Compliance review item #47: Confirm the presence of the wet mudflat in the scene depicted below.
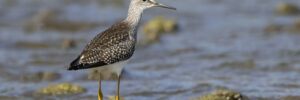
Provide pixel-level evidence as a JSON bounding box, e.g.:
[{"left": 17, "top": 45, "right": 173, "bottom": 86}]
[{"left": 0, "top": 0, "right": 300, "bottom": 100}]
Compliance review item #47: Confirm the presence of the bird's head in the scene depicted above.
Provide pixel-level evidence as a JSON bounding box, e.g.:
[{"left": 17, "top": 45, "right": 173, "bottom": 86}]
[{"left": 131, "top": 0, "right": 176, "bottom": 10}]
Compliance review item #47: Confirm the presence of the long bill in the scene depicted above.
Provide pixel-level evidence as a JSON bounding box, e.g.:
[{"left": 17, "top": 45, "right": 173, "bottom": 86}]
[{"left": 150, "top": 1, "right": 176, "bottom": 10}]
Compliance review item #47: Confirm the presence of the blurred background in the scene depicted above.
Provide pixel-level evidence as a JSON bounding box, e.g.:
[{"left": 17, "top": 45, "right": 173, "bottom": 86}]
[{"left": 1, "top": 0, "right": 300, "bottom": 100}]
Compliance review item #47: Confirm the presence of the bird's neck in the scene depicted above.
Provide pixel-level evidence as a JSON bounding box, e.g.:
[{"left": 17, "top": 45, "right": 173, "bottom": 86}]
[{"left": 124, "top": 5, "right": 144, "bottom": 28}]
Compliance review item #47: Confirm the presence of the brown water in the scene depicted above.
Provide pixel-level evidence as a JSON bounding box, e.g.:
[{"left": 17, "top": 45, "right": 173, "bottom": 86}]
[{"left": 1, "top": 0, "right": 300, "bottom": 100}]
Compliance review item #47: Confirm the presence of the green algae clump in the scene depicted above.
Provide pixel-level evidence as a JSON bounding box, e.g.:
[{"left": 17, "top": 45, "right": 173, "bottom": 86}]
[
  {"left": 36, "top": 83, "right": 86, "bottom": 95},
  {"left": 142, "top": 17, "right": 178, "bottom": 43},
  {"left": 190, "top": 90, "right": 248, "bottom": 100},
  {"left": 276, "top": 3, "right": 299, "bottom": 15}
]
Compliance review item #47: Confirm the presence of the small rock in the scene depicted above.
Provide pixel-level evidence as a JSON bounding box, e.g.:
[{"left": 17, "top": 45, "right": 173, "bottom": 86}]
[
  {"left": 61, "top": 39, "right": 76, "bottom": 49},
  {"left": 27, "top": 60, "right": 60, "bottom": 66},
  {"left": 23, "top": 10, "right": 57, "bottom": 32},
  {"left": 276, "top": 2, "right": 299, "bottom": 15},
  {"left": 171, "top": 48, "right": 197, "bottom": 55},
  {"left": 141, "top": 17, "right": 178, "bottom": 43},
  {"left": 219, "top": 59, "right": 256, "bottom": 69},
  {"left": 108, "top": 96, "right": 126, "bottom": 100},
  {"left": 88, "top": 69, "right": 101, "bottom": 81},
  {"left": 264, "top": 19, "right": 300, "bottom": 34},
  {"left": 23, "top": 9, "right": 102, "bottom": 32},
  {"left": 293, "top": 18, "right": 300, "bottom": 32},
  {"left": 14, "top": 42, "right": 51, "bottom": 49},
  {"left": 190, "top": 90, "right": 249, "bottom": 100},
  {"left": 36, "top": 83, "right": 86, "bottom": 95},
  {"left": 22, "top": 72, "right": 60, "bottom": 82},
  {"left": 88, "top": 69, "right": 119, "bottom": 81},
  {"left": 42, "top": 72, "right": 61, "bottom": 81},
  {"left": 253, "top": 97, "right": 272, "bottom": 100},
  {"left": 97, "top": 0, "right": 126, "bottom": 7},
  {"left": 264, "top": 24, "right": 283, "bottom": 33},
  {"left": 0, "top": 96, "right": 18, "bottom": 100},
  {"left": 43, "top": 20, "right": 100, "bottom": 32},
  {"left": 280, "top": 96, "right": 300, "bottom": 100}
]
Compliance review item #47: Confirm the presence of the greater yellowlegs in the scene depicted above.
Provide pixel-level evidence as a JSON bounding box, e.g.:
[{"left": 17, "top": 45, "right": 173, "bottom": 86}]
[{"left": 68, "top": 0, "right": 175, "bottom": 100}]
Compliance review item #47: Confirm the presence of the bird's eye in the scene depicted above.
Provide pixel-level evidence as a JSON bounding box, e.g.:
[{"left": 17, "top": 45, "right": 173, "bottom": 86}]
[{"left": 142, "top": 0, "right": 147, "bottom": 2}]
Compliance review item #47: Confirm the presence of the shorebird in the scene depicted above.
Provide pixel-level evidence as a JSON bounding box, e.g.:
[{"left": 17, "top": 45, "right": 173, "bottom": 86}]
[{"left": 68, "top": 0, "right": 175, "bottom": 100}]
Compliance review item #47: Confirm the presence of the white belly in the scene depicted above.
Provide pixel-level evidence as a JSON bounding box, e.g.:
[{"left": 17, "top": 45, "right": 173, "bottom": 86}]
[{"left": 93, "top": 61, "right": 127, "bottom": 76}]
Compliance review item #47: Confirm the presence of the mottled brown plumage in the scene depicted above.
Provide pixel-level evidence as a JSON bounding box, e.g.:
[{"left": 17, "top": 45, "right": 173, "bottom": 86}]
[
  {"left": 68, "top": 0, "right": 175, "bottom": 71},
  {"left": 67, "top": 1, "right": 175, "bottom": 100},
  {"left": 68, "top": 22, "right": 136, "bottom": 70}
]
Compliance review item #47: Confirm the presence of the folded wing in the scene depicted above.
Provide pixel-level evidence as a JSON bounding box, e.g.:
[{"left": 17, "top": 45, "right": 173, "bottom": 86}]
[{"left": 68, "top": 22, "right": 135, "bottom": 70}]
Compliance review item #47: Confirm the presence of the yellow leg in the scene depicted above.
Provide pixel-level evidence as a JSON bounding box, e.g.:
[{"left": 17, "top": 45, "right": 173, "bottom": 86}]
[
  {"left": 98, "top": 74, "right": 103, "bottom": 100},
  {"left": 116, "top": 75, "right": 121, "bottom": 100}
]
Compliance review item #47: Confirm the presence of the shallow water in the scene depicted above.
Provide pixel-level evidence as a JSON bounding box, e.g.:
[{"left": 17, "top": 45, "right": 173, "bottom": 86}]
[{"left": 1, "top": 0, "right": 300, "bottom": 100}]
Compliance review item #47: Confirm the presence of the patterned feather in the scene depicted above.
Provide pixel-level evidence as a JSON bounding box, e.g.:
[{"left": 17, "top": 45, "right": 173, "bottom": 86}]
[{"left": 68, "top": 22, "right": 136, "bottom": 70}]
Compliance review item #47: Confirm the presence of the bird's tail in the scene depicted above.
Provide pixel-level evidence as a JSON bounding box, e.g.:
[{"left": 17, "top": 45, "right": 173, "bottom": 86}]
[{"left": 68, "top": 56, "right": 82, "bottom": 70}]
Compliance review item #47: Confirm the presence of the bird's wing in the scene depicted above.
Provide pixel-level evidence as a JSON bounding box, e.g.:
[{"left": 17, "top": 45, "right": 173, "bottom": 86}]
[{"left": 68, "top": 22, "right": 135, "bottom": 70}]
